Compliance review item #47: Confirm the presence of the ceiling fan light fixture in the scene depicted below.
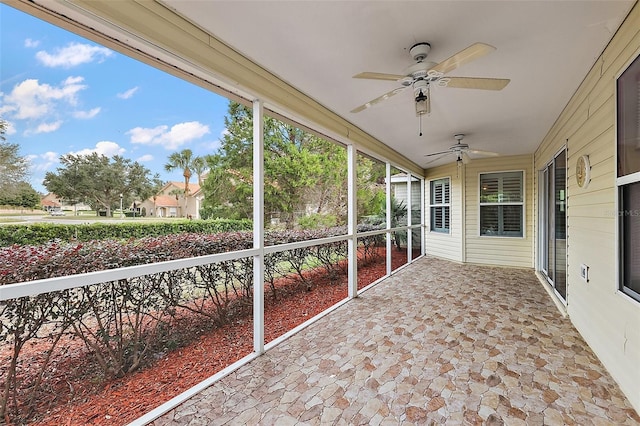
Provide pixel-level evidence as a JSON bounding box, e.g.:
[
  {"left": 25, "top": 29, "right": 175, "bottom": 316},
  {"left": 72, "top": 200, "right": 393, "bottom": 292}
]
[{"left": 415, "top": 87, "right": 430, "bottom": 116}]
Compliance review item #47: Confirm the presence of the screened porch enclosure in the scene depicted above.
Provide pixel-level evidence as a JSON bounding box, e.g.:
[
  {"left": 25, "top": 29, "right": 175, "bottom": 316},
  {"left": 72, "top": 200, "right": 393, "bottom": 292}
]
[{"left": 2, "top": 0, "right": 640, "bottom": 423}]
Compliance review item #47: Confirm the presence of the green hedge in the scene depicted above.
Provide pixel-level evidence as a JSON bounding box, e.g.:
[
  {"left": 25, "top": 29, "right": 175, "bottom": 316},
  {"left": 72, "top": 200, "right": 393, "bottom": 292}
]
[{"left": 0, "top": 218, "right": 252, "bottom": 247}]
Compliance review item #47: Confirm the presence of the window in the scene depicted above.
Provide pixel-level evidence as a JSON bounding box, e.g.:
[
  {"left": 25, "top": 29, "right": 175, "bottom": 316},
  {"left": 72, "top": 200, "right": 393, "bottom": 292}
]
[
  {"left": 617, "top": 53, "right": 640, "bottom": 302},
  {"left": 479, "top": 171, "right": 524, "bottom": 237},
  {"left": 430, "top": 178, "right": 450, "bottom": 233}
]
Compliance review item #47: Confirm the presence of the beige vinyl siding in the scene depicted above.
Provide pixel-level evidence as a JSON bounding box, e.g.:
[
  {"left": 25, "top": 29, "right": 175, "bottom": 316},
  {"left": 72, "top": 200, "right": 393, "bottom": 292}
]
[
  {"left": 392, "top": 183, "right": 408, "bottom": 202},
  {"left": 533, "top": 2, "right": 640, "bottom": 412},
  {"left": 425, "top": 164, "right": 462, "bottom": 262},
  {"left": 391, "top": 180, "right": 421, "bottom": 210},
  {"left": 465, "top": 155, "right": 534, "bottom": 268}
]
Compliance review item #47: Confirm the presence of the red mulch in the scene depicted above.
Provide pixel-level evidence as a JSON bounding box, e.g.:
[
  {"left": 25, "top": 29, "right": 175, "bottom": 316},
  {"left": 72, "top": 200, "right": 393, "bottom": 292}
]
[{"left": 6, "top": 248, "right": 411, "bottom": 426}]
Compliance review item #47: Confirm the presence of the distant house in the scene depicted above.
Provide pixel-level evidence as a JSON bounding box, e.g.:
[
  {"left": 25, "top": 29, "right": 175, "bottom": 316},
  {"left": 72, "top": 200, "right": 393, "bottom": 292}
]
[
  {"left": 40, "top": 194, "right": 62, "bottom": 212},
  {"left": 388, "top": 173, "right": 421, "bottom": 214},
  {"left": 40, "top": 193, "right": 92, "bottom": 213},
  {"left": 388, "top": 173, "right": 422, "bottom": 249},
  {"left": 139, "top": 181, "right": 202, "bottom": 218}
]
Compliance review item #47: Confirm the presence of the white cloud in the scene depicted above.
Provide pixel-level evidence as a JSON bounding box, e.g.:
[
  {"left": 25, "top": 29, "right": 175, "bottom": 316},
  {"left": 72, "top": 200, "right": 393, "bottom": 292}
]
[
  {"left": 136, "top": 154, "right": 154, "bottom": 162},
  {"left": 33, "top": 121, "right": 63, "bottom": 134},
  {"left": 41, "top": 151, "right": 59, "bottom": 162},
  {"left": 29, "top": 151, "right": 60, "bottom": 172},
  {"left": 117, "top": 87, "right": 139, "bottom": 99},
  {"left": 73, "top": 107, "right": 101, "bottom": 119},
  {"left": 127, "top": 121, "right": 210, "bottom": 150},
  {"left": 70, "top": 141, "right": 125, "bottom": 157},
  {"left": 127, "top": 125, "right": 168, "bottom": 144},
  {"left": 35, "top": 42, "right": 113, "bottom": 68},
  {"left": 1, "top": 77, "right": 87, "bottom": 120},
  {"left": 24, "top": 38, "right": 40, "bottom": 48}
]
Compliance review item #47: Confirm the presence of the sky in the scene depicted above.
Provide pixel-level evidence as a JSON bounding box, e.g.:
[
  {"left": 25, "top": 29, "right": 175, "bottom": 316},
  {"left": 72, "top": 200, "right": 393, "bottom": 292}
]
[{"left": 0, "top": 4, "right": 230, "bottom": 193}]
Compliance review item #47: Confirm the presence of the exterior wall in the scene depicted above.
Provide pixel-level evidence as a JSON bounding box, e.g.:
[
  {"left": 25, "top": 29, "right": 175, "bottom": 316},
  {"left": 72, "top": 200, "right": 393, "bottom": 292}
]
[
  {"left": 425, "top": 163, "right": 463, "bottom": 262},
  {"left": 141, "top": 182, "right": 201, "bottom": 218},
  {"left": 391, "top": 179, "right": 421, "bottom": 212},
  {"left": 464, "top": 154, "right": 534, "bottom": 268},
  {"left": 533, "top": 2, "right": 640, "bottom": 412}
]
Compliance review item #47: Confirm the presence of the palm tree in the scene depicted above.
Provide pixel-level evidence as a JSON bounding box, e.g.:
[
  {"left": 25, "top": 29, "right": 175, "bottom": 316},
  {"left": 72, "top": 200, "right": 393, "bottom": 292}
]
[
  {"left": 390, "top": 197, "right": 407, "bottom": 251},
  {"left": 192, "top": 156, "right": 208, "bottom": 185},
  {"left": 165, "top": 149, "right": 195, "bottom": 217}
]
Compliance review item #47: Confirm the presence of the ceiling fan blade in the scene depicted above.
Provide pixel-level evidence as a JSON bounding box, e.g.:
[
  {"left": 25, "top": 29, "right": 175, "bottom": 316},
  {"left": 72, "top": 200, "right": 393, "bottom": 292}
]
[
  {"left": 350, "top": 86, "right": 407, "bottom": 113},
  {"left": 424, "top": 152, "right": 451, "bottom": 165},
  {"left": 467, "top": 149, "right": 500, "bottom": 157},
  {"left": 424, "top": 150, "right": 452, "bottom": 157},
  {"left": 353, "top": 71, "right": 406, "bottom": 81},
  {"left": 430, "top": 42, "right": 496, "bottom": 75},
  {"left": 443, "top": 77, "right": 510, "bottom": 90}
]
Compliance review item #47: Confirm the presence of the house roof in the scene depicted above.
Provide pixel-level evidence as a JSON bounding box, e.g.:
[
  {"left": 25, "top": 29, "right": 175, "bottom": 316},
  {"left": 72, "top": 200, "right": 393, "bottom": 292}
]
[
  {"left": 40, "top": 199, "right": 61, "bottom": 207},
  {"left": 152, "top": 195, "right": 180, "bottom": 207},
  {"left": 164, "top": 181, "right": 201, "bottom": 194}
]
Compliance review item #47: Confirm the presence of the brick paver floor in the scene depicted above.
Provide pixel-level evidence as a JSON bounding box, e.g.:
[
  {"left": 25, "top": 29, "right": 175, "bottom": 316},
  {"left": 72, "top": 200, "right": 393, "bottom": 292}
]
[{"left": 151, "top": 256, "right": 640, "bottom": 425}]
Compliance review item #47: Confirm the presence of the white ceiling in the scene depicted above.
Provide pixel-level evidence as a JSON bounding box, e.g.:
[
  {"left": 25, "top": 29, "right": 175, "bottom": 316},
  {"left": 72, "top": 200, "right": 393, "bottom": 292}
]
[{"left": 162, "top": 1, "right": 633, "bottom": 169}]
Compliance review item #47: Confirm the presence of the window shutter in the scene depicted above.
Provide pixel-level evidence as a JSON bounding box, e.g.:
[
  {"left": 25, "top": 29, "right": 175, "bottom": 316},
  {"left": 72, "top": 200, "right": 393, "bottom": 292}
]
[
  {"left": 502, "top": 173, "right": 523, "bottom": 202},
  {"left": 480, "top": 205, "right": 498, "bottom": 234},
  {"left": 433, "top": 183, "right": 443, "bottom": 204},
  {"left": 430, "top": 178, "right": 450, "bottom": 233},
  {"left": 503, "top": 205, "right": 522, "bottom": 232},
  {"left": 444, "top": 206, "right": 450, "bottom": 229},
  {"left": 480, "top": 172, "right": 523, "bottom": 237},
  {"left": 480, "top": 175, "right": 499, "bottom": 203}
]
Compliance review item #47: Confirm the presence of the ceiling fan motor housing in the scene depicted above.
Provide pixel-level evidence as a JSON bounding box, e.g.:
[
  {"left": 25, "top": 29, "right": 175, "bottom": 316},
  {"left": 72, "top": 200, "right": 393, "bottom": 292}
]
[{"left": 410, "top": 42, "right": 431, "bottom": 62}]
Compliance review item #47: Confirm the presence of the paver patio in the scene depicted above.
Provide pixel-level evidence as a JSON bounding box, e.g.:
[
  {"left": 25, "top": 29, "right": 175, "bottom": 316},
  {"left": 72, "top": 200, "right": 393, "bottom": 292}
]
[{"left": 151, "top": 256, "right": 640, "bottom": 425}]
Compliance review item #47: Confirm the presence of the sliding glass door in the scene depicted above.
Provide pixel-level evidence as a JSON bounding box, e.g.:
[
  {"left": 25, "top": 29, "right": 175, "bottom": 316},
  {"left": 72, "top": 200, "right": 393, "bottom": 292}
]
[{"left": 540, "top": 148, "right": 567, "bottom": 301}]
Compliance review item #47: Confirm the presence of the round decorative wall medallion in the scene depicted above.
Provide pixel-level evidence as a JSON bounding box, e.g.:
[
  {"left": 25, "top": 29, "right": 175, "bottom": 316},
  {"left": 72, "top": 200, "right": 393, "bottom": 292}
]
[{"left": 576, "top": 155, "right": 590, "bottom": 188}]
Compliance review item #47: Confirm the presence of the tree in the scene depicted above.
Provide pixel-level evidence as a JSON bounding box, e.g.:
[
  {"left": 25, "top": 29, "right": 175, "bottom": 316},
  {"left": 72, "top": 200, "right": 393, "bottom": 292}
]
[
  {"left": 202, "top": 101, "right": 348, "bottom": 227},
  {"left": 0, "top": 118, "right": 34, "bottom": 206},
  {"left": 390, "top": 197, "right": 408, "bottom": 250},
  {"left": 356, "top": 155, "right": 386, "bottom": 222},
  {"left": 0, "top": 129, "right": 30, "bottom": 196},
  {"left": 202, "top": 102, "right": 253, "bottom": 220},
  {"left": 191, "top": 156, "right": 208, "bottom": 185},
  {"left": 164, "top": 149, "right": 200, "bottom": 217},
  {"left": 44, "top": 153, "right": 162, "bottom": 217},
  {"left": 0, "top": 182, "right": 40, "bottom": 208},
  {"left": 0, "top": 118, "right": 6, "bottom": 140}
]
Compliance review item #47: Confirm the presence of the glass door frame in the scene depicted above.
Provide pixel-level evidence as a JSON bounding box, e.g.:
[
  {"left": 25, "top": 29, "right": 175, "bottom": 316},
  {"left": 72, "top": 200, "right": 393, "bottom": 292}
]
[{"left": 538, "top": 147, "right": 567, "bottom": 303}]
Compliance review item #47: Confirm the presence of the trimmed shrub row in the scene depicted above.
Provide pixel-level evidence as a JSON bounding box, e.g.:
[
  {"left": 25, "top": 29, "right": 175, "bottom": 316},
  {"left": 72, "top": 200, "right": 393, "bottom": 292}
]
[
  {"left": 0, "top": 225, "right": 384, "bottom": 422},
  {"left": 0, "top": 218, "right": 252, "bottom": 247}
]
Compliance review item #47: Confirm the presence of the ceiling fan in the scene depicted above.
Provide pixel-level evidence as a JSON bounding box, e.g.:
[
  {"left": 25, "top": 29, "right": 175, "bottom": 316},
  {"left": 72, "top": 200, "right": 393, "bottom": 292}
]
[
  {"left": 350, "top": 42, "right": 510, "bottom": 134},
  {"left": 424, "top": 134, "right": 499, "bottom": 165}
]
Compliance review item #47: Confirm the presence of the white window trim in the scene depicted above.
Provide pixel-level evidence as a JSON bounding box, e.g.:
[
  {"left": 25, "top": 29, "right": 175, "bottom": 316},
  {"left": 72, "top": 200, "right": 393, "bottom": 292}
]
[
  {"left": 477, "top": 169, "right": 526, "bottom": 238},
  {"left": 429, "top": 176, "right": 451, "bottom": 234}
]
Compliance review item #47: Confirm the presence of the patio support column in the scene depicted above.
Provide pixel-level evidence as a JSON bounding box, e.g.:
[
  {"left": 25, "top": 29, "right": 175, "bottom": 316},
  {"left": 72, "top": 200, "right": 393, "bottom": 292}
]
[
  {"left": 347, "top": 144, "right": 358, "bottom": 299},
  {"left": 252, "top": 98, "right": 265, "bottom": 355},
  {"left": 460, "top": 163, "right": 466, "bottom": 263},
  {"left": 406, "top": 172, "right": 412, "bottom": 264},
  {"left": 386, "top": 162, "right": 392, "bottom": 275}
]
